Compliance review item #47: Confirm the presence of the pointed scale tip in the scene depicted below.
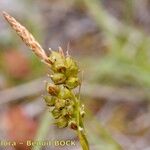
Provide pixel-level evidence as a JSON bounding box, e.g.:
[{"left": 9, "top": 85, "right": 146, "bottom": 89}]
[
  {"left": 49, "top": 48, "right": 53, "bottom": 52},
  {"left": 2, "top": 11, "right": 9, "bottom": 18},
  {"left": 58, "top": 46, "right": 65, "bottom": 57},
  {"left": 2, "top": 11, "right": 7, "bottom": 15}
]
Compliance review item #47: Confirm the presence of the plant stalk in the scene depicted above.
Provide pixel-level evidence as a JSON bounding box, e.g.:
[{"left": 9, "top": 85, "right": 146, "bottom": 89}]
[{"left": 71, "top": 91, "right": 90, "bottom": 150}]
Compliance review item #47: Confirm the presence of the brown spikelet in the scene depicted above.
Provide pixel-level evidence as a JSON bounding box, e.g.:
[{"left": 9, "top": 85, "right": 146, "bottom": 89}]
[{"left": 2, "top": 11, "right": 51, "bottom": 64}]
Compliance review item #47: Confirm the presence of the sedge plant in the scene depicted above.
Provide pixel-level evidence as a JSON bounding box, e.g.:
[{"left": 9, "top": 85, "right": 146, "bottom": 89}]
[{"left": 3, "top": 11, "right": 89, "bottom": 150}]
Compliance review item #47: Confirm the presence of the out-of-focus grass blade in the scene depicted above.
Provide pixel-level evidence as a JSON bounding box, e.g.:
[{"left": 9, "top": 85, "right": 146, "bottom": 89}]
[
  {"left": 32, "top": 109, "right": 52, "bottom": 150},
  {"left": 86, "top": 110, "right": 122, "bottom": 150}
]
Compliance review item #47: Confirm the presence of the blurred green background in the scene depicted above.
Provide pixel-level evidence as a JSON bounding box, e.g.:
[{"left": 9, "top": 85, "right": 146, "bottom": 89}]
[{"left": 0, "top": 0, "right": 150, "bottom": 150}]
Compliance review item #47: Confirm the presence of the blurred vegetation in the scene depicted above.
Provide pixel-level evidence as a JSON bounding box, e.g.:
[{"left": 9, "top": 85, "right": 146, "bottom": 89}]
[
  {"left": 82, "top": 0, "right": 150, "bottom": 89},
  {"left": 1, "top": 0, "right": 150, "bottom": 150}
]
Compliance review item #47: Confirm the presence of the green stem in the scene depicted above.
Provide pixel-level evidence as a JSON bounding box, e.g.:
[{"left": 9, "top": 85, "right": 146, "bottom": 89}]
[
  {"left": 77, "top": 108, "right": 89, "bottom": 150},
  {"left": 71, "top": 91, "right": 90, "bottom": 150}
]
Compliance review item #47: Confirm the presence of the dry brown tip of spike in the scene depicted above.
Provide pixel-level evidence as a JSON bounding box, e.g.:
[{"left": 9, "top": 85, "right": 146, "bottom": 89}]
[{"left": 2, "top": 11, "right": 52, "bottom": 64}]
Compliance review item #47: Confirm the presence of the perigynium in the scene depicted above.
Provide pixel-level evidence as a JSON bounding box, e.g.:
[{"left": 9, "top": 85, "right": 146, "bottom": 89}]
[{"left": 3, "top": 11, "right": 89, "bottom": 150}]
